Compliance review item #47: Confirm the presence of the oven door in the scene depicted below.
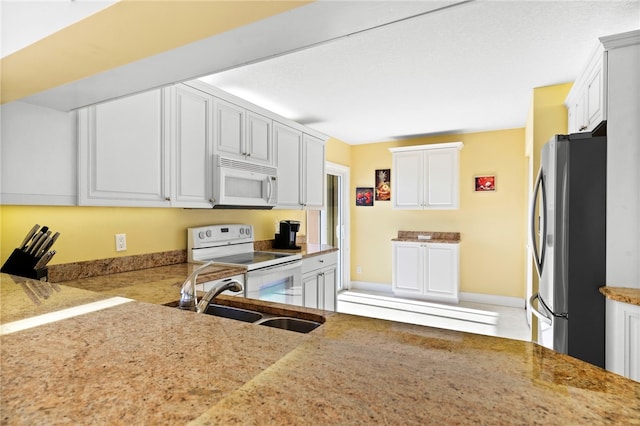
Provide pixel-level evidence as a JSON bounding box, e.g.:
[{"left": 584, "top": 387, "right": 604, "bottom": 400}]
[{"left": 245, "top": 260, "right": 302, "bottom": 306}]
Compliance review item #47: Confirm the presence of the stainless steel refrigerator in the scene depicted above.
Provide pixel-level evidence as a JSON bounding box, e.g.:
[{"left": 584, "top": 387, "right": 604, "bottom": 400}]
[{"left": 529, "top": 132, "right": 606, "bottom": 368}]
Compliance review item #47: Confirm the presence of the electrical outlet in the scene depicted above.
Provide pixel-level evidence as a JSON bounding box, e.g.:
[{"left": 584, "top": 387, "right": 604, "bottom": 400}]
[
  {"left": 115, "top": 234, "right": 127, "bottom": 252},
  {"left": 356, "top": 266, "right": 362, "bottom": 274}
]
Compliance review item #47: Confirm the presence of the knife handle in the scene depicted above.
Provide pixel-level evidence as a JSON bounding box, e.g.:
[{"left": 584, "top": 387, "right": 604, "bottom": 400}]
[{"left": 19, "top": 224, "right": 40, "bottom": 250}]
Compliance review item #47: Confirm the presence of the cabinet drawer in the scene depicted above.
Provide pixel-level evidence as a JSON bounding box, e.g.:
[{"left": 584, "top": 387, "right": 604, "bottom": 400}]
[{"left": 302, "top": 251, "right": 337, "bottom": 275}]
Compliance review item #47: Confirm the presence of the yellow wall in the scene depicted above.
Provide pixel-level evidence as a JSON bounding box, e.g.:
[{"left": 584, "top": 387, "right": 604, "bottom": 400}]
[
  {"left": 326, "top": 137, "right": 352, "bottom": 166},
  {"left": 0, "top": 206, "right": 305, "bottom": 265},
  {"left": 350, "top": 128, "right": 527, "bottom": 298}
]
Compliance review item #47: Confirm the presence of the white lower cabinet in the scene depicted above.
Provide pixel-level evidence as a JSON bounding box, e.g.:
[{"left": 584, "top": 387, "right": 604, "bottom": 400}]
[
  {"left": 392, "top": 241, "right": 460, "bottom": 303},
  {"left": 606, "top": 298, "right": 640, "bottom": 382},
  {"left": 302, "top": 251, "right": 337, "bottom": 311}
]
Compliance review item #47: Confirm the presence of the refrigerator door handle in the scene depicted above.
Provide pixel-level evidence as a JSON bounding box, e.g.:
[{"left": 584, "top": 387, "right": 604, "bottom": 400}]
[
  {"left": 529, "top": 293, "right": 553, "bottom": 326},
  {"left": 529, "top": 166, "right": 547, "bottom": 277}
]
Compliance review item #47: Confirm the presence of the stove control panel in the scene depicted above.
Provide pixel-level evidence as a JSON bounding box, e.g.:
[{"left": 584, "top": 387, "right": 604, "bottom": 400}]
[{"left": 188, "top": 224, "right": 253, "bottom": 249}]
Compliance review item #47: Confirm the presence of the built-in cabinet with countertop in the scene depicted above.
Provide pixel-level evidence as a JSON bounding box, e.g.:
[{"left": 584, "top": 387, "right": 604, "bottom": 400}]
[
  {"left": 389, "top": 142, "right": 463, "bottom": 210},
  {"left": 302, "top": 251, "right": 337, "bottom": 311},
  {"left": 392, "top": 231, "right": 461, "bottom": 304},
  {"left": 4, "top": 79, "right": 327, "bottom": 209}
]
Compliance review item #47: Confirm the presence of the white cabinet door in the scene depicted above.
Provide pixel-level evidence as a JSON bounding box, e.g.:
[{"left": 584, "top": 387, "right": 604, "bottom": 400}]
[
  {"left": 392, "top": 241, "right": 460, "bottom": 303},
  {"left": 170, "top": 85, "right": 213, "bottom": 208},
  {"left": 321, "top": 267, "right": 337, "bottom": 311},
  {"left": 392, "top": 151, "right": 423, "bottom": 209},
  {"left": 245, "top": 111, "right": 272, "bottom": 165},
  {"left": 78, "top": 89, "right": 170, "bottom": 207},
  {"left": 302, "top": 134, "right": 325, "bottom": 209},
  {"left": 392, "top": 242, "right": 423, "bottom": 296},
  {"left": 424, "top": 243, "right": 460, "bottom": 303},
  {"left": 214, "top": 98, "right": 244, "bottom": 158},
  {"left": 425, "top": 149, "right": 458, "bottom": 208},
  {"left": 274, "top": 122, "right": 302, "bottom": 209},
  {"left": 302, "top": 273, "right": 319, "bottom": 309}
]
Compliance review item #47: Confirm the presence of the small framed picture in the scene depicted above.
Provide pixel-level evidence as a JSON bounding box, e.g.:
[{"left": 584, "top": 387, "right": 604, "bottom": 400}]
[
  {"left": 475, "top": 175, "right": 496, "bottom": 192},
  {"left": 375, "top": 169, "right": 391, "bottom": 201},
  {"left": 356, "top": 187, "right": 374, "bottom": 206}
]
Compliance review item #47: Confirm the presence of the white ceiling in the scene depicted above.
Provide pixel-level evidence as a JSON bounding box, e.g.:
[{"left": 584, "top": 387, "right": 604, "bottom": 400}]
[
  {"left": 2, "top": 1, "right": 639, "bottom": 145},
  {"left": 200, "top": 0, "right": 640, "bottom": 144}
]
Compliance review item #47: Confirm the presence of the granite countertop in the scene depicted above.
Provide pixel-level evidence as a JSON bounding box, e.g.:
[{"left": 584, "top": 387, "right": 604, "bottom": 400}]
[
  {"left": 392, "top": 230, "right": 461, "bottom": 244},
  {"left": 2, "top": 270, "right": 639, "bottom": 424},
  {"left": 600, "top": 286, "right": 640, "bottom": 306}
]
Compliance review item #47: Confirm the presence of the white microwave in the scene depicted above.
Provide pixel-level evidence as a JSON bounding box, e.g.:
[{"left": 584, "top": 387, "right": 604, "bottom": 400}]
[{"left": 212, "top": 156, "right": 277, "bottom": 209}]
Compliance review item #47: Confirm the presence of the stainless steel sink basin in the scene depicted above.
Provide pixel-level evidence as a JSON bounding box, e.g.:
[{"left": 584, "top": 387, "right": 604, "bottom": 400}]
[
  {"left": 203, "top": 304, "right": 263, "bottom": 323},
  {"left": 255, "top": 317, "right": 322, "bottom": 333}
]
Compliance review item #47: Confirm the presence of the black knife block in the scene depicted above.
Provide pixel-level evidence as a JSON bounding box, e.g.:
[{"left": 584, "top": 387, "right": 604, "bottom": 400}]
[{"left": 1, "top": 249, "right": 48, "bottom": 281}]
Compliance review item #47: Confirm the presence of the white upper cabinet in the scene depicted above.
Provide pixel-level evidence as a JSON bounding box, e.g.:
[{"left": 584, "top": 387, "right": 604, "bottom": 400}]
[
  {"left": 566, "top": 44, "right": 607, "bottom": 134},
  {"left": 169, "top": 84, "right": 214, "bottom": 208},
  {"left": 78, "top": 88, "right": 170, "bottom": 207},
  {"left": 390, "top": 142, "right": 463, "bottom": 210},
  {"left": 1, "top": 101, "right": 77, "bottom": 206},
  {"left": 274, "top": 123, "right": 326, "bottom": 210},
  {"left": 214, "top": 98, "right": 273, "bottom": 165}
]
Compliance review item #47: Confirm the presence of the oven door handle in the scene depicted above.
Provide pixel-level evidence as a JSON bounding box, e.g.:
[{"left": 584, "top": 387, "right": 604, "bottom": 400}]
[{"left": 249, "top": 260, "right": 302, "bottom": 274}]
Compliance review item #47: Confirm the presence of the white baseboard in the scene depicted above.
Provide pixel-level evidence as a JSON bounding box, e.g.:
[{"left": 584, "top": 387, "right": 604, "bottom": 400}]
[
  {"left": 348, "top": 281, "right": 393, "bottom": 295},
  {"left": 347, "top": 281, "right": 525, "bottom": 309},
  {"left": 459, "top": 292, "right": 525, "bottom": 309}
]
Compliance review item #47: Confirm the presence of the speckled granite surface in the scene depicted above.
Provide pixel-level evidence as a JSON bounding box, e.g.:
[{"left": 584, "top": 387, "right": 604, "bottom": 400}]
[
  {"left": 600, "top": 286, "right": 640, "bottom": 306},
  {"left": 392, "top": 230, "right": 461, "bottom": 243},
  {"left": 2, "top": 264, "right": 640, "bottom": 424}
]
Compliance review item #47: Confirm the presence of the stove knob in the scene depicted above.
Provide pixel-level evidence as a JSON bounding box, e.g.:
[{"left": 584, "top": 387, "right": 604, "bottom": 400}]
[
  {"left": 245, "top": 227, "right": 251, "bottom": 236},
  {"left": 206, "top": 230, "right": 212, "bottom": 238},
  {"left": 239, "top": 228, "right": 244, "bottom": 235},
  {"left": 198, "top": 231, "right": 205, "bottom": 239}
]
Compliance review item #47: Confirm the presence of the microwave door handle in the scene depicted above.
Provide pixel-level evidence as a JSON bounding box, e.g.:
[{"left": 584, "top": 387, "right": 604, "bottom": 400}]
[
  {"left": 267, "top": 176, "right": 274, "bottom": 204},
  {"left": 529, "top": 293, "right": 553, "bottom": 326},
  {"left": 529, "top": 167, "right": 547, "bottom": 277}
]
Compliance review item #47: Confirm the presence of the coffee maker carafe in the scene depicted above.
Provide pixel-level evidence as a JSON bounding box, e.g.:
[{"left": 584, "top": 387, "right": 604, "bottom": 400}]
[{"left": 274, "top": 220, "right": 301, "bottom": 249}]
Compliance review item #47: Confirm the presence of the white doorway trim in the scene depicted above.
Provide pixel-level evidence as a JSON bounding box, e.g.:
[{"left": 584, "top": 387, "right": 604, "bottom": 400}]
[{"left": 326, "top": 161, "right": 351, "bottom": 291}]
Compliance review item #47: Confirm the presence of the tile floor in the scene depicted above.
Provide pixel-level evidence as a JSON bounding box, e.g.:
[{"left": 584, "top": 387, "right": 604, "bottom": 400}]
[{"left": 337, "top": 290, "right": 531, "bottom": 341}]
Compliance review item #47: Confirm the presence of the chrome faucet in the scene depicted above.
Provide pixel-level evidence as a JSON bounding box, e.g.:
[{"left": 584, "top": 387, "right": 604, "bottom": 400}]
[{"left": 178, "top": 261, "right": 244, "bottom": 313}]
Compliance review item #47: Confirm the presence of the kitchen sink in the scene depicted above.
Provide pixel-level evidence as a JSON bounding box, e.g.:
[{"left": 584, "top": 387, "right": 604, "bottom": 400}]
[
  {"left": 203, "top": 304, "right": 263, "bottom": 323},
  {"left": 255, "top": 317, "right": 322, "bottom": 333},
  {"left": 165, "top": 299, "right": 323, "bottom": 333}
]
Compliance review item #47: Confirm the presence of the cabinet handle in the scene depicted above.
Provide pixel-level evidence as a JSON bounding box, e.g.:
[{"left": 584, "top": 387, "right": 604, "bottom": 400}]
[
  {"left": 319, "top": 259, "right": 324, "bottom": 263},
  {"left": 165, "top": 197, "right": 171, "bottom": 201},
  {"left": 579, "top": 125, "right": 588, "bottom": 131}
]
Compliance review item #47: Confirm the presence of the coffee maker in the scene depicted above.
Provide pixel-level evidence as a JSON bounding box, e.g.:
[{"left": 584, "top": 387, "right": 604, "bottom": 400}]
[{"left": 273, "top": 220, "right": 301, "bottom": 249}]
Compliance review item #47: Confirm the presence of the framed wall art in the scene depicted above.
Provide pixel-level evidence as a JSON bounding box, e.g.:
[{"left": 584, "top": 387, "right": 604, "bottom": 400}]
[
  {"left": 355, "top": 187, "right": 374, "bottom": 206},
  {"left": 475, "top": 175, "right": 496, "bottom": 192},
  {"left": 375, "top": 169, "right": 391, "bottom": 201}
]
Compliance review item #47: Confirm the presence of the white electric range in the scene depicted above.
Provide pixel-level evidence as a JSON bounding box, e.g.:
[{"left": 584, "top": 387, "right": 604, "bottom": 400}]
[{"left": 187, "top": 224, "right": 303, "bottom": 305}]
